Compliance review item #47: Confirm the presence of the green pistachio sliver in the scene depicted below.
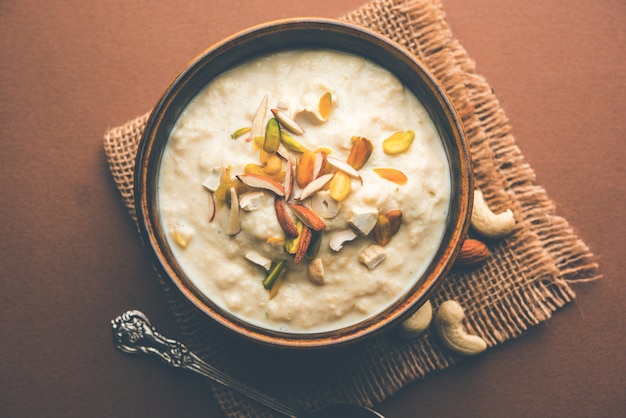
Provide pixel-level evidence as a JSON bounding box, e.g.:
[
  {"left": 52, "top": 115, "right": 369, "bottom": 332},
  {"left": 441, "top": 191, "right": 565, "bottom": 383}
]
[
  {"left": 280, "top": 131, "right": 308, "bottom": 153},
  {"left": 230, "top": 126, "right": 251, "bottom": 139},
  {"left": 263, "top": 259, "right": 287, "bottom": 290},
  {"left": 263, "top": 118, "right": 281, "bottom": 154},
  {"left": 284, "top": 219, "right": 304, "bottom": 254}
]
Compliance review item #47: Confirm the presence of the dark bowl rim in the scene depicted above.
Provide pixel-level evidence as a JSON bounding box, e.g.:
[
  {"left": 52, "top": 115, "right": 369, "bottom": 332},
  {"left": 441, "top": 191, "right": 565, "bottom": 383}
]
[{"left": 134, "top": 17, "right": 473, "bottom": 349}]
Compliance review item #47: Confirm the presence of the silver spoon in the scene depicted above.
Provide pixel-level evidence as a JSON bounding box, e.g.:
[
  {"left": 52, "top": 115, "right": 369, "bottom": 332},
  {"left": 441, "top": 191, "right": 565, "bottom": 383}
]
[{"left": 111, "top": 310, "right": 385, "bottom": 418}]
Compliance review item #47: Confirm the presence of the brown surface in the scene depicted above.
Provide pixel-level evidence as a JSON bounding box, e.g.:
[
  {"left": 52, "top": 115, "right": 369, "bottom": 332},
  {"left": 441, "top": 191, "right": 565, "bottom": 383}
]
[{"left": 1, "top": 0, "right": 624, "bottom": 417}]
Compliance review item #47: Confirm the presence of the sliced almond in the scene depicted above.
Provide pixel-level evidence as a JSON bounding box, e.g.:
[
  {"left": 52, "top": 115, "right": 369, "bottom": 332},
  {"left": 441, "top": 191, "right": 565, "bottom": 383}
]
[
  {"left": 239, "top": 191, "right": 264, "bottom": 211},
  {"left": 271, "top": 108, "right": 305, "bottom": 135},
  {"left": 373, "top": 168, "right": 408, "bottom": 185},
  {"left": 382, "top": 130, "right": 415, "bottom": 155},
  {"left": 312, "top": 150, "right": 328, "bottom": 179},
  {"left": 299, "top": 173, "right": 334, "bottom": 201},
  {"left": 236, "top": 173, "right": 285, "bottom": 196},
  {"left": 288, "top": 204, "right": 326, "bottom": 231},
  {"left": 283, "top": 152, "right": 296, "bottom": 201},
  {"left": 250, "top": 95, "right": 269, "bottom": 144},
  {"left": 245, "top": 251, "right": 272, "bottom": 271},
  {"left": 276, "top": 143, "right": 293, "bottom": 160},
  {"left": 274, "top": 197, "right": 299, "bottom": 238},
  {"left": 226, "top": 187, "right": 241, "bottom": 236},
  {"left": 329, "top": 229, "right": 358, "bottom": 252},
  {"left": 294, "top": 225, "right": 312, "bottom": 264},
  {"left": 326, "top": 156, "right": 361, "bottom": 178}
]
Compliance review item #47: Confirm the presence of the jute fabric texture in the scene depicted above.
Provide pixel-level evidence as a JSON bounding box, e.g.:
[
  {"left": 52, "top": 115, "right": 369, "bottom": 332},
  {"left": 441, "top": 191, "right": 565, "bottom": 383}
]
[{"left": 103, "top": 0, "right": 600, "bottom": 416}]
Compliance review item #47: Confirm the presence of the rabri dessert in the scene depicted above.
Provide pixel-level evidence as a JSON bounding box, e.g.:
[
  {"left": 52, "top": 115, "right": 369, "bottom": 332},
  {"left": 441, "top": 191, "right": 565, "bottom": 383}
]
[{"left": 158, "top": 49, "right": 451, "bottom": 333}]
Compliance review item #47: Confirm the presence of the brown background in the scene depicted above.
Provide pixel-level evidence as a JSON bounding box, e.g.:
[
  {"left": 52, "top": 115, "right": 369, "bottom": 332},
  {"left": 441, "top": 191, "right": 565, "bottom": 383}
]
[{"left": 1, "top": 0, "right": 624, "bottom": 417}]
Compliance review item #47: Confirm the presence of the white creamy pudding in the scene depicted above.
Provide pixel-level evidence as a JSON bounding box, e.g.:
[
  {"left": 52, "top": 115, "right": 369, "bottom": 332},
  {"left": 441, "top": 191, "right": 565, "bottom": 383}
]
[{"left": 158, "top": 49, "right": 451, "bottom": 333}]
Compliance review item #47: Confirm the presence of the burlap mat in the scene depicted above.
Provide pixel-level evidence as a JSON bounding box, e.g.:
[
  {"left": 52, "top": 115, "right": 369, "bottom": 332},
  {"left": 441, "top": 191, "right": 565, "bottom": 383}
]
[{"left": 103, "top": 0, "right": 600, "bottom": 416}]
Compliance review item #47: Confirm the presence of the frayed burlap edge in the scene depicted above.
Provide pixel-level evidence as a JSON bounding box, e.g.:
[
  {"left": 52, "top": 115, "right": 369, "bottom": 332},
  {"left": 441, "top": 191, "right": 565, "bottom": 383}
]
[{"left": 103, "top": 0, "right": 600, "bottom": 416}]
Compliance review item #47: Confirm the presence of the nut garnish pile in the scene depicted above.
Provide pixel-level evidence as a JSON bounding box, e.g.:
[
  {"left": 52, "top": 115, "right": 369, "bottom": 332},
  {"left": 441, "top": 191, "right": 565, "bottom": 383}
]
[{"left": 191, "top": 92, "right": 416, "bottom": 298}]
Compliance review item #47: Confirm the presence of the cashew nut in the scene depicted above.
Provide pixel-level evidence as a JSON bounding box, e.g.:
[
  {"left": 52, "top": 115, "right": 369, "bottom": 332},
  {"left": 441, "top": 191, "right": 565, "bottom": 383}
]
[
  {"left": 358, "top": 245, "right": 387, "bottom": 270},
  {"left": 201, "top": 167, "right": 222, "bottom": 192},
  {"left": 398, "top": 300, "right": 433, "bottom": 338},
  {"left": 434, "top": 300, "right": 487, "bottom": 356},
  {"left": 329, "top": 229, "right": 358, "bottom": 252},
  {"left": 347, "top": 207, "right": 378, "bottom": 236},
  {"left": 311, "top": 189, "right": 340, "bottom": 219},
  {"left": 307, "top": 257, "right": 325, "bottom": 285},
  {"left": 471, "top": 189, "right": 515, "bottom": 239}
]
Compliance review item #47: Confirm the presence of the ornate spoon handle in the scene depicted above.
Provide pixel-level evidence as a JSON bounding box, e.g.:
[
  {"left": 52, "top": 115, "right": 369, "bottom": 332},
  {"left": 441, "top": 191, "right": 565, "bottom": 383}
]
[{"left": 111, "top": 310, "right": 301, "bottom": 417}]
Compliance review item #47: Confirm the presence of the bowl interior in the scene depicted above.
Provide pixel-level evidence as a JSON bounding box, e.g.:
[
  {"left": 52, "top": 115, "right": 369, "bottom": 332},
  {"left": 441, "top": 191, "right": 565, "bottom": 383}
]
[{"left": 135, "top": 18, "right": 473, "bottom": 349}]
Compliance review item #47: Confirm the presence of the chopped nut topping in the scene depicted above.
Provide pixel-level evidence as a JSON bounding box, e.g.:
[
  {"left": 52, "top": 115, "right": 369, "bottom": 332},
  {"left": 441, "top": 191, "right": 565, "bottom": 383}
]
[
  {"left": 373, "top": 167, "right": 408, "bottom": 185},
  {"left": 230, "top": 126, "right": 251, "bottom": 139},
  {"left": 372, "top": 210, "right": 402, "bottom": 246},
  {"left": 271, "top": 108, "right": 305, "bottom": 136},
  {"left": 359, "top": 245, "right": 387, "bottom": 269},
  {"left": 328, "top": 171, "right": 351, "bottom": 201},
  {"left": 329, "top": 229, "right": 358, "bottom": 252},
  {"left": 382, "top": 130, "right": 414, "bottom": 155},
  {"left": 263, "top": 117, "right": 281, "bottom": 154},
  {"left": 307, "top": 257, "right": 326, "bottom": 285},
  {"left": 318, "top": 92, "right": 333, "bottom": 121}
]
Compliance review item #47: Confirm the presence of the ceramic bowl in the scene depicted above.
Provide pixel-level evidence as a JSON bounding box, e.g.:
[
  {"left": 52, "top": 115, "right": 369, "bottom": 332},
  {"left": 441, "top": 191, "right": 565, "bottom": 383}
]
[{"left": 135, "top": 18, "right": 473, "bottom": 349}]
